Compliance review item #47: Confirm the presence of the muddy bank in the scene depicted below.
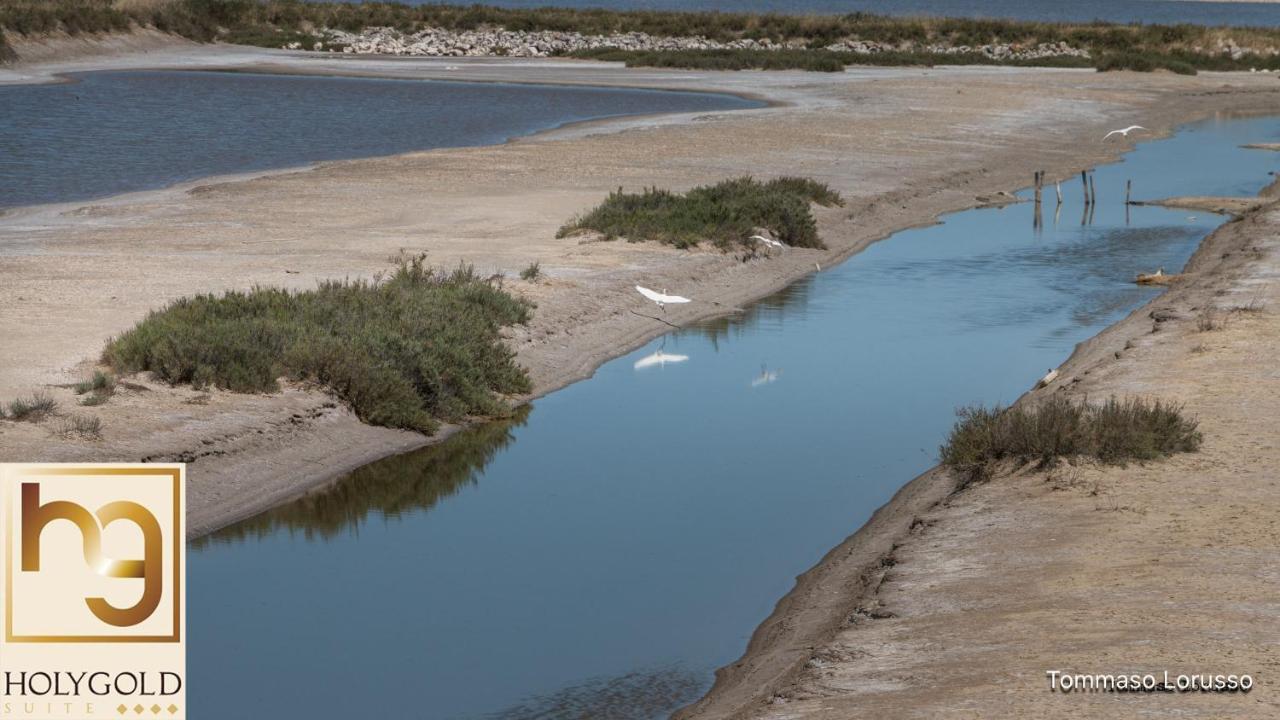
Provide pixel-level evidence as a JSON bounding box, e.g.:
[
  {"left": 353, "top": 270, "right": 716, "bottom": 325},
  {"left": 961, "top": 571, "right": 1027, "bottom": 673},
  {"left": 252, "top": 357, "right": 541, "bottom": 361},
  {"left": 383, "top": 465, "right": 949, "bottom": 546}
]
[
  {"left": 2, "top": 49, "right": 1280, "bottom": 539},
  {"left": 681, "top": 187, "right": 1280, "bottom": 716}
]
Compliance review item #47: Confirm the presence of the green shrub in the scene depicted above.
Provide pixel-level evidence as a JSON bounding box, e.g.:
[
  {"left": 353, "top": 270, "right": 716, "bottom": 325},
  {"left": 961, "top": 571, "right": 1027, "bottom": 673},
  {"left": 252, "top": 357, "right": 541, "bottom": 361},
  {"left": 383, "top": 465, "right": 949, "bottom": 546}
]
[
  {"left": 558, "top": 176, "right": 843, "bottom": 250},
  {"left": 519, "top": 261, "right": 542, "bottom": 281},
  {"left": 940, "top": 395, "right": 1202, "bottom": 484},
  {"left": 104, "top": 257, "right": 531, "bottom": 433},
  {"left": 7, "top": 391, "right": 57, "bottom": 422}
]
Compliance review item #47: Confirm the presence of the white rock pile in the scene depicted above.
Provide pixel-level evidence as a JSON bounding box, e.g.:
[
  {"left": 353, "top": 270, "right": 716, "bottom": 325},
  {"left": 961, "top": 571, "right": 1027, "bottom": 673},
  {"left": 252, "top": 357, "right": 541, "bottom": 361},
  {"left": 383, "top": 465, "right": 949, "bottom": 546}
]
[{"left": 308, "top": 26, "right": 1093, "bottom": 61}]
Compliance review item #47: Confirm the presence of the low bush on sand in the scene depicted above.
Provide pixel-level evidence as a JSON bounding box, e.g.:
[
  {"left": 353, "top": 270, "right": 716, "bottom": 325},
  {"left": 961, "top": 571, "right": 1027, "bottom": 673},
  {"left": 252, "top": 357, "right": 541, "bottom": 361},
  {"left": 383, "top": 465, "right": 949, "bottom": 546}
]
[
  {"left": 56, "top": 414, "right": 103, "bottom": 440},
  {"left": 940, "top": 395, "right": 1202, "bottom": 484},
  {"left": 104, "top": 256, "right": 531, "bottom": 433},
  {"left": 6, "top": 391, "right": 58, "bottom": 422},
  {"left": 558, "top": 176, "right": 843, "bottom": 250},
  {"left": 519, "top": 261, "right": 542, "bottom": 281}
]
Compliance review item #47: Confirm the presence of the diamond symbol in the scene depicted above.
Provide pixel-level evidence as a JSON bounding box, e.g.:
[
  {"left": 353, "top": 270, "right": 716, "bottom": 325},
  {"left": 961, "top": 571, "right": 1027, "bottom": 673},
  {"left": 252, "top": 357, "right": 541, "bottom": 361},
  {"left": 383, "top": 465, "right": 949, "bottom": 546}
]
[
  {"left": 167, "top": 706, "right": 179, "bottom": 715},
  {"left": 134, "top": 706, "right": 145, "bottom": 715},
  {"left": 117, "top": 706, "right": 128, "bottom": 716},
  {"left": 151, "top": 706, "right": 162, "bottom": 715}
]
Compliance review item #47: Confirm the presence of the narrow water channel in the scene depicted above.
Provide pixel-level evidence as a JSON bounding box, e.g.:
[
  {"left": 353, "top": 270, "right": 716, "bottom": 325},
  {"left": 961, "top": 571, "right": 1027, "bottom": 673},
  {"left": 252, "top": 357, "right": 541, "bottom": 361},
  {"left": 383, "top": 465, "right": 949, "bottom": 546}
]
[{"left": 190, "top": 115, "right": 1279, "bottom": 719}]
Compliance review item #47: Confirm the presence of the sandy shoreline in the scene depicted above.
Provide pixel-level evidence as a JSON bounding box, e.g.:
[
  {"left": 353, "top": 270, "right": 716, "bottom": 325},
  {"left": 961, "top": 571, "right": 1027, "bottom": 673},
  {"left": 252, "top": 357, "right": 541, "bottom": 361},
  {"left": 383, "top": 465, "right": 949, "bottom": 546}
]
[{"left": 2, "top": 46, "right": 1279, "bottom": 549}]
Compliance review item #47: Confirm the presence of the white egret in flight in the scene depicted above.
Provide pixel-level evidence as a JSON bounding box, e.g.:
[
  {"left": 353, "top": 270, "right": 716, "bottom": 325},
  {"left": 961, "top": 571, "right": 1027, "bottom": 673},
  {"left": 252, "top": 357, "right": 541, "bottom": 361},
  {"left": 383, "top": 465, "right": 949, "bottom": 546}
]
[
  {"left": 1103, "top": 125, "right": 1147, "bottom": 141},
  {"left": 636, "top": 285, "right": 691, "bottom": 312}
]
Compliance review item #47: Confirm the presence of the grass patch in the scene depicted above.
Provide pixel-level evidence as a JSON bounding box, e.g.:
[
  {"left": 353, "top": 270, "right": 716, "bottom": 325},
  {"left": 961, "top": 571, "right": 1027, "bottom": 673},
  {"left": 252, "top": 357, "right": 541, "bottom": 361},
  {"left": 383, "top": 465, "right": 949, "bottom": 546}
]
[
  {"left": 103, "top": 256, "right": 531, "bottom": 433},
  {"left": 571, "top": 47, "right": 850, "bottom": 72},
  {"left": 940, "top": 395, "right": 1202, "bottom": 484},
  {"left": 519, "top": 261, "right": 542, "bottom": 282},
  {"left": 56, "top": 414, "right": 103, "bottom": 440},
  {"left": 74, "top": 369, "right": 116, "bottom": 395},
  {"left": 1196, "top": 306, "right": 1225, "bottom": 332},
  {"left": 558, "top": 176, "right": 843, "bottom": 250},
  {"left": 7, "top": 391, "right": 58, "bottom": 422},
  {"left": 1094, "top": 51, "right": 1198, "bottom": 75},
  {"left": 75, "top": 370, "right": 117, "bottom": 406}
]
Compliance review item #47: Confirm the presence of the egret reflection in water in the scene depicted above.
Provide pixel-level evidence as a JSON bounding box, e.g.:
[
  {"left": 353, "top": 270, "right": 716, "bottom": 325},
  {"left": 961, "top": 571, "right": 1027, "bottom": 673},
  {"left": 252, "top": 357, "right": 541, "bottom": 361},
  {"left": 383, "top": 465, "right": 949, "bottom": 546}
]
[
  {"left": 633, "top": 350, "right": 690, "bottom": 370},
  {"left": 750, "top": 365, "right": 781, "bottom": 387}
]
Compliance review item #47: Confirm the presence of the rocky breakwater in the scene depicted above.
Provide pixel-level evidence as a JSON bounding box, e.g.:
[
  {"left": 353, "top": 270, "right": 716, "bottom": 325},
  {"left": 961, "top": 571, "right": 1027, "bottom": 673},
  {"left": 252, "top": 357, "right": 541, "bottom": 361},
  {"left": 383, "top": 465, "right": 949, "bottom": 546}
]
[{"left": 306, "top": 26, "right": 1092, "bottom": 61}]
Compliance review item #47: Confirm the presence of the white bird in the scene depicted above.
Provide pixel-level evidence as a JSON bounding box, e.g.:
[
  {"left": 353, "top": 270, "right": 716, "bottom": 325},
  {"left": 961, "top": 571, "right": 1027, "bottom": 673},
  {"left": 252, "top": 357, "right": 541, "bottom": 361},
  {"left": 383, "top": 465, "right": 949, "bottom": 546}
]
[
  {"left": 749, "top": 234, "right": 785, "bottom": 249},
  {"left": 636, "top": 285, "right": 691, "bottom": 312},
  {"left": 1036, "top": 368, "right": 1059, "bottom": 389},
  {"left": 1103, "top": 125, "right": 1147, "bottom": 141},
  {"left": 634, "top": 350, "right": 689, "bottom": 370}
]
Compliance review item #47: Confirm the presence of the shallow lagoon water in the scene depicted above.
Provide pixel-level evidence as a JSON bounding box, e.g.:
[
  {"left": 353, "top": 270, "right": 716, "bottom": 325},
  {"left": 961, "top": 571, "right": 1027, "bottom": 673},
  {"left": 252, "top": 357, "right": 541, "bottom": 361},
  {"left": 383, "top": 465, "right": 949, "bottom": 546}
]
[
  {"left": 191, "top": 116, "right": 1280, "bottom": 719},
  {"left": 0, "top": 70, "right": 759, "bottom": 210}
]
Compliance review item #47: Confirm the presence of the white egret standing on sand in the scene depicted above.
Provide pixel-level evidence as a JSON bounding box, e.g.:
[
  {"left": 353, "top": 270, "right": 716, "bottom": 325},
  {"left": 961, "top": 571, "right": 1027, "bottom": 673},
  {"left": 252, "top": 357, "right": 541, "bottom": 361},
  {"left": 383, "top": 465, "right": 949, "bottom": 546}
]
[
  {"left": 636, "top": 285, "right": 691, "bottom": 312},
  {"left": 1103, "top": 125, "right": 1147, "bottom": 141}
]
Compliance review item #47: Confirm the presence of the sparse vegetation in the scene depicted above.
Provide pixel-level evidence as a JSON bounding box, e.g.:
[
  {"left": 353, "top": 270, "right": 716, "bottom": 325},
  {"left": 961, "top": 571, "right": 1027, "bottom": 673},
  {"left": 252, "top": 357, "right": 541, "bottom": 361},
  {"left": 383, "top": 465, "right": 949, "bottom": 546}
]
[
  {"left": 56, "top": 414, "right": 103, "bottom": 440},
  {"left": 571, "top": 47, "right": 852, "bottom": 72},
  {"left": 519, "top": 261, "right": 542, "bottom": 282},
  {"left": 73, "top": 369, "right": 117, "bottom": 406},
  {"left": 103, "top": 256, "right": 532, "bottom": 433},
  {"left": 940, "top": 395, "right": 1202, "bottom": 484},
  {"left": 6, "top": 2, "right": 1280, "bottom": 73},
  {"left": 570, "top": 47, "right": 1094, "bottom": 72},
  {"left": 6, "top": 391, "right": 58, "bottom": 422},
  {"left": 558, "top": 176, "right": 843, "bottom": 250},
  {"left": 1196, "top": 306, "right": 1225, "bottom": 332}
]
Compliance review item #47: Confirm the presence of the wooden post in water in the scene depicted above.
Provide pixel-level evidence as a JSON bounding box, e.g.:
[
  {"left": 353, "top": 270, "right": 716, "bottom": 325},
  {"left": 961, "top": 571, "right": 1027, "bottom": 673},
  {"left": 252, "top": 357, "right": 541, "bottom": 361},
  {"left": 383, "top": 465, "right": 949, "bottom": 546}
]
[
  {"left": 1126, "top": 179, "right": 1132, "bottom": 205},
  {"left": 1081, "top": 170, "right": 1091, "bottom": 206},
  {"left": 1034, "top": 171, "right": 1043, "bottom": 207},
  {"left": 1055, "top": 180, "right": 1063, "bottom": 206},
  {"left": 1089, "top": 172, "right": 1097, "bottom": 206}
]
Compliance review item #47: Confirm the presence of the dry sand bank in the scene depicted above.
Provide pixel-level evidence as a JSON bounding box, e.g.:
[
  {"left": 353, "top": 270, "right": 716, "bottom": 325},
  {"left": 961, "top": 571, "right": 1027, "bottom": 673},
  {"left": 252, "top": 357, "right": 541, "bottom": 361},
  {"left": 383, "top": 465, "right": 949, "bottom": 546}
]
[
  {"left": 1, "top": 48, "right": 1279, "bottom": 541},
  {"left": 680, "top": 185, "right": 1280, "bottom": 717}
]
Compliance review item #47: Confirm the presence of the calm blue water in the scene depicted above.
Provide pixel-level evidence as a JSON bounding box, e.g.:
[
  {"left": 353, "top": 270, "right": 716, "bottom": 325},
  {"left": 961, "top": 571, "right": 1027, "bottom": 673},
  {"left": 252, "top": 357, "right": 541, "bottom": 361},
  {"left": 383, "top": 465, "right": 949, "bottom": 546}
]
[
  {"left": 0, "top": 70, "right": 758, "bottom": 210},
  {"left": 189, "top": 115, "right": 1280, "bottom": 719},
  {"left": 403, "top": 0, "right": 1280, "bottom": 27}
]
